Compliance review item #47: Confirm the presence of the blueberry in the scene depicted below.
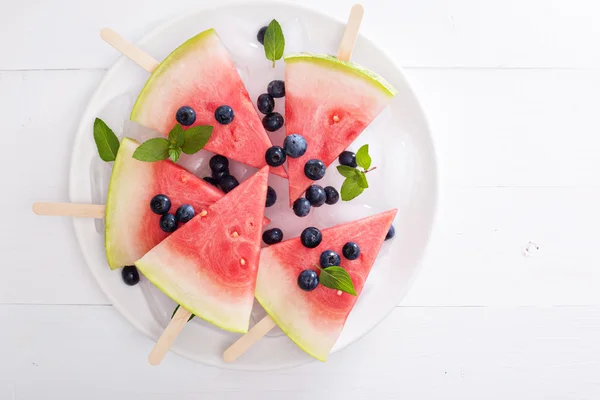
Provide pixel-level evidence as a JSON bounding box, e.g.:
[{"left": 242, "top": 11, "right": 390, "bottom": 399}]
[
  {"left": 297, "top": 269, "right": 319, "bottom": 291},
  {"left": 262, "top": 228, "right": 283, "bottom": 245},
  {"left": 150, "top": 194, "right": 171, "bottom": 215},
  {"left": 266, "top": 186, "right": 277, "bottom": 207},
  {"left": 262, "top": 112, "right": 284, "bottom": 132},
  {"left": 215, "top": 105, "right": 234, "bottom": 125},
  {"left": 257, "top": 26, "right": 268, "bottom": 44},
  {"left": 324, "top": 186, "right": 339, "bottom": 205},
  {"left": 304, "top": 159, "right": 326, "bottom": 180},
  {"left": 320, "top": 250, "right": 341, "bottom": 268},
  {"left": 267, "top": 80, "right": 285, "bottom": 98},
  {"left": 175, "top": 106, "right": 196, "bottom": 126},
  {"left": 159, "top": 213, "right": 177, "bottom": 233},
  {"left": 219, "top": 175, "right": 239, "bottom": 193},
  {"left": 342, "top": 242, "right": 361, "bottom": 260},
  {"left": 121, "top": 265, "right": 140, "bottom": 286},
  {"left": 300, "top": 227, "right": 322, "bottom": 248},
  {"left": 385, "top": 225, "right": 395, "bottom": 241},
  {"left": 305, "top": 185, "right": 326, "bottom": 207},
  {"left": 292, "top": 198, "right": 311, "bottom": 217},
  {"left": 265, "top": 145, "right": 286, "bottom": 167},
  {"left": 257, "top": 93, "right": 275, "bottom": 115},
  {"left": 203, "top": 176, "right": 218, "bottom": 186},
  {"left": 175, "top": 204, "right": 194, "bottom": 223},
  {"left": 212, "top": 170, "right": 230, "bottom": 182},
  {"left": 338, "top": 151, "right": 357, "bottom": 168},
  {"left": 209, "top": 155, "right": 229, "bottom": 174},
  {"left": 283, "top": 134, "right": 308, "bottom": 158}
]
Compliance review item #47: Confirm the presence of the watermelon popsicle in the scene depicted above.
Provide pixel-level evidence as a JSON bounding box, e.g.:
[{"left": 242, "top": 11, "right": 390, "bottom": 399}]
[
  {"left": 254, "top": 209, "right": 397, "bottom": 361},
  {"left": 136, "top": 167, "right": 270, "bottom": 364},
  {"left": 283, "top": 3, "right": 395, "bottom": 204},
  {"left": 125, "top": 28, "right": 287, "bottom": 179},
  {"left": 33, "top": 137, "right": 270, "bottom": 270}
]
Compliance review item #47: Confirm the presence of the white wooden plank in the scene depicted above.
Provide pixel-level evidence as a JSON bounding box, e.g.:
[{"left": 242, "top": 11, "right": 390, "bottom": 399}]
[
  {"left": 0, "top": 70, "right": 108, "bottom": 305},
  {"left": 408, "top": 68, "right": 600, "bottom": 187},
  {"left": 2, "top": 0, "right": 600, "bottom": 70},
  {"left": 1, "top": 305, "right": 599, "bottom": 399},
  {"left": 404, "top": 187, "right": 600, "bottom": 307}
]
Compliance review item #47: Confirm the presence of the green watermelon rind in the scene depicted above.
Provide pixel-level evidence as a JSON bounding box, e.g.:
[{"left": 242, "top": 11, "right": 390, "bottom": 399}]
[
  {"left": 104, "top": 137, "right": 135, "bottom": 270},
  {"left": 254, "top": 296, "right": 328, "bottom": 362},
  {"left": 130, "top": 28, "right": 217, "bottom": 121},
  {"left": 134, "top": 258, "right": 249, "bottom": 334},
  {"left": 284, "top": 53, "right": 397, "bottom": 97}
]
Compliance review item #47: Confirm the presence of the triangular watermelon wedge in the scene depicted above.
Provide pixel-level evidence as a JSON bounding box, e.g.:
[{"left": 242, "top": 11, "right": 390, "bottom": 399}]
[
  {"left": 135, "top": 167, "right": 270, "bottom": 333},
  {"left": 284, "top": 54, "right": 396, "bottom": 203},
  {"left": 105, "top": 137, "right": 224, "bottom": 270},
  {"left": 130, "top": 29, "right": 286, "bottom": 178},
  {"left": 255, "top": 209, "right": 397, "bottom": 360}
]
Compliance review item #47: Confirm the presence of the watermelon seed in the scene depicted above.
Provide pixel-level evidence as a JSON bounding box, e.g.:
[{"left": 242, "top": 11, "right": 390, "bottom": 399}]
[
  {"left": 240, "top": 258, "right": 246, "bottom": 266},
  {"left": 199, "top": 210, "right": 208, "bottom": 217},
  {"left": 337, "top": 290, "right": 343, "bottom": 296},
  {"left": 333, "top": 115, "right": 340, "bottom": 123},
  {"left": 232, "top": 231, "right": 239, "bottom": 238}
]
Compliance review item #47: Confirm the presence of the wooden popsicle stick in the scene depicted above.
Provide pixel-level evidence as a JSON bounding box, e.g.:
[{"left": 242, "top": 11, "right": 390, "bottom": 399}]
[
  {"left": 100, "top": 28, "right": 159, "bottom": 73},
  {"left": 222, "top": 314, "right": 277, "bottom": 362},
  {"left": 336, "top": 4, "right": 364, "bottom": 62},
  {"left": 148, "top": 305, "right": 193, "bottom": 365},
  {"left": 223, "top": 4, "right": 366, "bottom": 363},
  {"left": 32, "top": 202, "right": 105, "bottom": 219}
]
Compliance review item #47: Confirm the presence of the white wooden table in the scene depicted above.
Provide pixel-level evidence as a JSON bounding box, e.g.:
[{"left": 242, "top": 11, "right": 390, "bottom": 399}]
[{"left": 3, "top": 0, "right": 600, "bottom": 398}]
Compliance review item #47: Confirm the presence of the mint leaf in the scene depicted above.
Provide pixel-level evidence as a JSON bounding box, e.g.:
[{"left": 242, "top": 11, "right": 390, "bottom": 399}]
[
  {"left": 132, "top": 138, "right": 170, "bottom": 162},
  {"left": 337, "top": 165, "right": 357, "bottom": 178},
  {"left": 356, "top": 144, "right": 371, "bottom": 170},
  {"left": 319, "top": 266, "right": 357, "bottom": 296},
  {"left": 182, "top": 125, "right": 213, "bottom": 155},
  {"left": 93, "top": 118, "right": 120, "bottom": 162},
  {"left": 168, "top": 124, "right": 185, "bottom": 148},
  {"left": 356, "top": 170, "right": 369, "bottom": 188},
  {"left": 264, "top": 19, "right": 285, "bottom": 67},
  {"left": 168, "top": 147, "right": 182, "bottom": 163},
  {"left": 340, "top": 175, "right": 364, "bottom": 201},
  {"left": 171, "top": 305, "right": 194, "bottom": 322}
]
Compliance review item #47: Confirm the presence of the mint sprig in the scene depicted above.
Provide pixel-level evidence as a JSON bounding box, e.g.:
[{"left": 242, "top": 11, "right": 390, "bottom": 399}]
[
  {"left": 356, "top": 144, "right": 372, "bottom": 170},
  {"left": 133, "top": 124, "right": 212, "bottom": 163},
  {"left": 171, "top": 305, "right": 194, "bottom": 322},
  {"left": 182, "top": 126, "right": 213, "bottom": 154},
  {"left": 168, "top": 147, "right": 182, "bottom": 163},
  {"left": 168, "top": 124, "right": 185, "bottom": 148},
  {"left": 93, "top": 118, "right": 120, "bottom": 162},
  {"left": 263, "top": 19, "right": 285, "bottom": 67},
  {"left": 337, "top": 144, "right": 376, "bottom": 201},
  {"left": 133, "top": 138, "right": 170, "bottom": 161},
  {"left": 318, "top": 266, "right": 357, "bottom": 296}
]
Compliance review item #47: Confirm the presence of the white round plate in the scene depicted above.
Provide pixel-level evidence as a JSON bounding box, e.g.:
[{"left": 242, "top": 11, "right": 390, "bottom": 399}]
[{"left": 69, "top": 0, "right": 437, "bottom": 370}]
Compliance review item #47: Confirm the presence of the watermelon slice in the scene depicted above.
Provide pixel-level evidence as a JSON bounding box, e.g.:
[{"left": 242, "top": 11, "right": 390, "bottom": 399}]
[
  {"left": 105, "top": 138, "right": 224, "bottom": 270},
  {"left": 130, "top": 29, "right": 286, "bottom": 178},
  {"left": 135, "top": 167, "right": 270, "bottom": 333},
  {"left": 255, "top": 209, "right": 397, "bottom": 360},
  {"left": 284, "top": 54, "right": 397, "bottom": 203}
]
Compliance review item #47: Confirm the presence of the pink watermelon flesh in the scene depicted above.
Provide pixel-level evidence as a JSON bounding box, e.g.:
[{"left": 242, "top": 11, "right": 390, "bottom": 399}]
[
  {"left": 284, "top": 54, "right": 396, "bottom": 204},
  {"left": 130, "top": 29, "right": 286, "bottom": 178},
  {"left": 104, "top": 138, "right": 268, "bottom": 270},
  {"left": 105, "top": 138, "right": 223, "bottom": 269},
  {"left": 135, "top": 167, "right": 270, "bottom": 333},
  {"left": 255, "top": 209, "right": 397, "bottom": 360}
]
